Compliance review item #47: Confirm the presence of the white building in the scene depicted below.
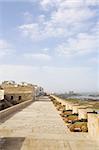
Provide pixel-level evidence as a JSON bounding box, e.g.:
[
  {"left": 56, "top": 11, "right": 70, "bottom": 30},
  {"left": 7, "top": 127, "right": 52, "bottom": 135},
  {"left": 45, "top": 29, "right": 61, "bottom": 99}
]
[
  {"left": 19, "top": 82, "right": 28, "bottom": 86},
  {"left": 2, "top": 81, "right": 15, "bottom": 85},
  {"left": 0, "top": 88, "right": 4, "bottom": 100},
  {"left": 34, "top": 86, "right": 44, "bottom": 96}
]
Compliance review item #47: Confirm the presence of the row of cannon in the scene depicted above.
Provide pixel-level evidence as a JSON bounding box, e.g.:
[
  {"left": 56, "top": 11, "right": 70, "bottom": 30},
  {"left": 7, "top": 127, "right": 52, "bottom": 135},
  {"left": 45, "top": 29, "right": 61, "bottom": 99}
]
[{"left": 49, "top": 95, "right": 99, "bottom": 139}]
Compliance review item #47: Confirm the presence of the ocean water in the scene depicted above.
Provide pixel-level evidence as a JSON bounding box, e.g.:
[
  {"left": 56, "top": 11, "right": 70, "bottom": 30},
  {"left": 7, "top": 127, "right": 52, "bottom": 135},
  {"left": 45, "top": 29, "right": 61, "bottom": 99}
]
[
  {"left": 69, "top": 95, "right": 99, "bottom": 100},
  {"left": 68, "top": 95, "right": 99, "bottom": 100}
]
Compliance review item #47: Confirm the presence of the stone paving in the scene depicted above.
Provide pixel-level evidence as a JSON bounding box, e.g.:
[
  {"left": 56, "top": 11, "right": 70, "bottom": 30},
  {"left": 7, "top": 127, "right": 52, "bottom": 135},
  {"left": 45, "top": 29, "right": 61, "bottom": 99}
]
[{"left": 0, "top": 96, "right": 99, "bottom": 150}]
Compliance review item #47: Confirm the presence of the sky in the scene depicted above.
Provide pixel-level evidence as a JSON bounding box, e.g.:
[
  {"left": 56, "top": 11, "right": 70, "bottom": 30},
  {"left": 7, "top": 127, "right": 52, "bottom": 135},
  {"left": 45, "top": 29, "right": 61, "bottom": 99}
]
[{"left": 0, "top": 0, "right": 99, "bottom": 93}]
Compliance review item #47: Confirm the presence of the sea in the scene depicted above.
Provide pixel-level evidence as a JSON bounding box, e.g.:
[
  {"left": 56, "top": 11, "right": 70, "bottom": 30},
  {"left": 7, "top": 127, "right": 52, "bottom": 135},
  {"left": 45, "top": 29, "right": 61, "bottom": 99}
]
[{"left": 68, "top": 95, "right": 99, "bottom": 100}]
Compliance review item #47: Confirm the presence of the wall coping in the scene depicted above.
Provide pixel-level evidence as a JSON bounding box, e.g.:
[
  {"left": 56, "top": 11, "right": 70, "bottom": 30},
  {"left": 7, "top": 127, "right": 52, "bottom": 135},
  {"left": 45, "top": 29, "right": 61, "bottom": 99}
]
[{"left": 0, "top": 99, "right": 34, "bottom": 120}]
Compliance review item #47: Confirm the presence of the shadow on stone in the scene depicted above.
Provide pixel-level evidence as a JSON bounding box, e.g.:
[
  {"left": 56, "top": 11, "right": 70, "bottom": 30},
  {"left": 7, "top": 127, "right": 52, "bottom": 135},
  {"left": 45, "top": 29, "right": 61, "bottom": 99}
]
[
  {"left": 0, "top": 101, "right": 34, "bottom": 124},
  {"left": 0, "top": 137, "right": 25, "bottom": 150},
  {"left": 36, "top": 99, "right": 51, "bottom": 102}
]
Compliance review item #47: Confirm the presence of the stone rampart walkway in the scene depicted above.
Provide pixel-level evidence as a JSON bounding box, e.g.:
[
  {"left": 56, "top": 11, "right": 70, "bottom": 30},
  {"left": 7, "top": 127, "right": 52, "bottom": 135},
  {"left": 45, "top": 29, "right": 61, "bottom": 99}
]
[{"left": 0, "top": 96, "right": 99, "bottom": 150}]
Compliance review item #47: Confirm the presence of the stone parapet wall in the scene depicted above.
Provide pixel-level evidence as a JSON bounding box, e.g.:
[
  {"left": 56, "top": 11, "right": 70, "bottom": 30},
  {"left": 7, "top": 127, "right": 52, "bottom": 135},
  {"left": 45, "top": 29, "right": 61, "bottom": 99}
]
[
  {"left": 65, "top": 103, "right": 77, "bottom": 110},
  {"left": 51, "top": 95, "right": 74, "bottom": 110},
  {"left": 0, "top": 100, "right": 33, "bottom": 120},
  {"left": 78, "top": 108, "right": 93, "bottom": 119},
  {"left": 65, "top": 102, "right": 70, "bottom": 110},
  {"left": 67, "top": 103, "right": 73, "bottom": 110},
  {"left": 72, "top": 105, "right": 89, "bottom": 114},
  {"left": 51, "top": 95, "right": 66, "bottom": 105},
  {"left": 51, "top": 95, "right": 99, "bottom": 139},
  {"left": 88, "top": 113, "right": 99, "bottom": 139}
]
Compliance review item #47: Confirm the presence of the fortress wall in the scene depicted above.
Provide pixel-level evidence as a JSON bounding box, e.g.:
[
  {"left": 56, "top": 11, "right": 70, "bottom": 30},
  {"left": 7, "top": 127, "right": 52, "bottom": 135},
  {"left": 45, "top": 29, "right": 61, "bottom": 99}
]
[
  {"left": 72, "top": 105, "right": 88, "bottom": 114},
  {"left": 78, "top": 108, "right": 87, "bottom": 119},
  {"left": 64, "top": 102, "right": 74, "bottom": 110},
  {"left": 51, "top": 95, "right": 79, "bottom": 111},
  {"left": 65, "top": 103, "right": 79, "bottom": 111},
  {"left": 68, "top": 103, "right": 73, "bottom": 110},
  {"left": 78, "top": 108, "right": 93, "bottom": 119},
  {"left": 2, "top": 85, "right": 35, "bottom": 93},
  {"left": 88, "top": 113, "right": 99, "bottom": 139},
  {"left": 51, "top": 95, "right": 66, "bottom": 105},
  {"left": 51, "top": 95, "right": 99, "bottom": 140},
  {"left": 51, "top": 95, "right": 84, "bottom": 111},
  {"left": 5, "top": 92, "right": 34, "bottom": 102},
  {"left": 65, "top": 103, "right": 70, "bottom": 110},
  {"left": 0, "top": 100, "right": 33, "bottom": 120},
  {"left": 50, "top": 95, "right": 74, "bottom": 110},
  {"left": 72, "top": 105, "right": 80, "bottom": 114},
  {"left": 2, "top": 85, "right": 36, "bottom": 103},
  {"left": 68, "top": 103, "right": 80, "bottom": 110}
]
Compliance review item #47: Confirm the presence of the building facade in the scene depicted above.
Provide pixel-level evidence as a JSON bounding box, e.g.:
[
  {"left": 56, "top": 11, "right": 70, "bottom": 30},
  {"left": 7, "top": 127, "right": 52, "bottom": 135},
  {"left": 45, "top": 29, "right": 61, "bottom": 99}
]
[
  {"left": 1, "top": 81, "right": 35, "bottom": 103},
  {"left": 34, "top": 85, "right": 44, "bottom": 96}
]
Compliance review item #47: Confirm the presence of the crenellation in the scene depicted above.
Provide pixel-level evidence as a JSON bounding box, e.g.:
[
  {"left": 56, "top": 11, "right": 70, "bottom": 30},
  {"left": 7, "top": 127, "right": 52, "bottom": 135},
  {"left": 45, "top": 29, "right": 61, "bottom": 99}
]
[
  {"left": 78, "top": 108, "right": 93, "bottom": 119},
  {"left": 88, "top": 113, "right": 99, "bottom": 139},
  {"left": 50, "top": 95, "right": 99, "bottom": 140}
]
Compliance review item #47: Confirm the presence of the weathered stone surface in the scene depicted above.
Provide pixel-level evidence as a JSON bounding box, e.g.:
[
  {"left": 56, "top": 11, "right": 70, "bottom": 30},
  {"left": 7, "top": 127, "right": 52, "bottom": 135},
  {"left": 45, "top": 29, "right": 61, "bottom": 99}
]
[
  {"left": 88, "top": 113, "right": 99, "bottom": 139},
  {"left": 0, "top": 96, "right": 99, "bottom": 150},
  {"left": 78, "top": 108, "right": 93, "bottom": 119}
]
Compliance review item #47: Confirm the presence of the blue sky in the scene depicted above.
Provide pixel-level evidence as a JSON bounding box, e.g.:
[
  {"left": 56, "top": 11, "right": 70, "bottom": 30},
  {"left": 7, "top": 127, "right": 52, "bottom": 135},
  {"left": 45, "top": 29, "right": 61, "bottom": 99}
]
[{"left": 0, "top": 0, "right": 99, "bottom": 93}]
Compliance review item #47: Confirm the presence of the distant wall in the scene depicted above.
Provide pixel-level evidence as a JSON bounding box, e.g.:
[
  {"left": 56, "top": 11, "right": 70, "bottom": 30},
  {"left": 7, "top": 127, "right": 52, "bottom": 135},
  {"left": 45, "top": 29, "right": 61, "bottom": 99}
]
[
  {"left": 5, "top": 92, "right": 34, "bottom": 102},
  {"left": 2, "top": 85, "right": 35, "bottom": 103},
  {"left": 2, "top": 85, "right": 35, "bottom": 93}
]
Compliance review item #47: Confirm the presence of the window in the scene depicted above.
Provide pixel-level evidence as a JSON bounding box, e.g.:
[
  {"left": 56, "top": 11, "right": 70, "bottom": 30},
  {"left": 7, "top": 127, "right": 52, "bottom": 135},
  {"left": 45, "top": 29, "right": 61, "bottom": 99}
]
[
  {"left": 19, "top": 96, "right": 21, "bottom": 100},
  {"left": 11, "top": 96, "right": 13, "bottom": 100}
]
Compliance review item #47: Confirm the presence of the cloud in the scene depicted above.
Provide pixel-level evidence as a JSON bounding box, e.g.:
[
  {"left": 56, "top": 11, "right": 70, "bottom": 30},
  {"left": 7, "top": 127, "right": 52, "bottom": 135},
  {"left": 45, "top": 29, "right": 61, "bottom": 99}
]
[
  {"left": 0, "top": 65, "right": 38, "bottom": 84},
  {"left": 19, "top": 23, "right": 41, "bottom": 40},
  {"left": 86, "top": 0, "right": 99, "bottom": 6},
  {"left": 40, "top": 0, "right": 81, "bottom": 9},
  {"left": 23, "top": 53, "right": 51, "bottom": 61},
  {"left": 0, "top": 39, "right": 15, "bottom": 58},
  {"left": 22, "top": 11, "right": 33, "bottom": 23},
  {"left": 42, "top": 48, "right": 49, "bottom": 53},
  {"left": 51, "top": 7, "right": 96, "bottom": 25},
  {"left": 19, "top": 22, "right": 66, "bottom": 41},
  {"left": 1, "top": 1, "right": 98, "bottom": 93},
  {"left": 56, "top": 32, "right": 98, "bottom": 57},
  {"left": 0, "top": 39, "right": 9, "bottom": 49},
  {"left": 19, "top": 0, "right": 98, "bottom": 41},
  {"left": 40, "top": 0, "right": 99, "bottom": 10},
  {"left": 88, "top": 57, "right": 99, "bottom": 64},
  {"left": 18, "top": 1, "right": 99, "bottom": 65},
  {"left": 0, "top": 64, "right": 98, "bottom": 92}
]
